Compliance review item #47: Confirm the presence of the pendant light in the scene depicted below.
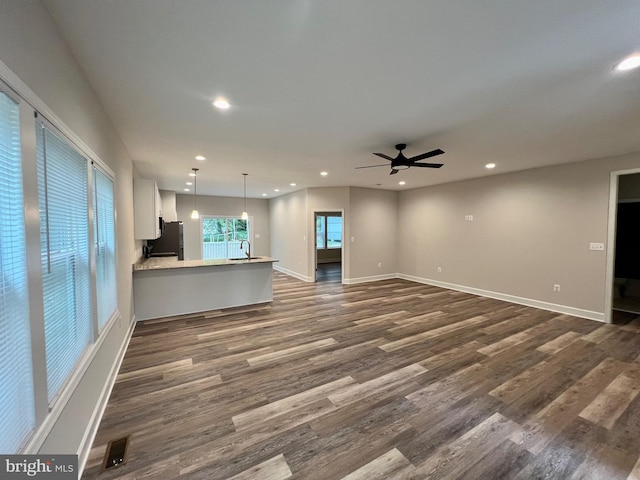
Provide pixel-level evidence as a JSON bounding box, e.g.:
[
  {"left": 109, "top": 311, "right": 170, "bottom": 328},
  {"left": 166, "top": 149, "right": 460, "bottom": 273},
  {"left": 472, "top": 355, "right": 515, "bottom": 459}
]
[
  {"left": 241, "top": 173, "right": 248, "bottom": 220},
  {"left": 190, "top": 168, "right": 200, "bottom": 219}
]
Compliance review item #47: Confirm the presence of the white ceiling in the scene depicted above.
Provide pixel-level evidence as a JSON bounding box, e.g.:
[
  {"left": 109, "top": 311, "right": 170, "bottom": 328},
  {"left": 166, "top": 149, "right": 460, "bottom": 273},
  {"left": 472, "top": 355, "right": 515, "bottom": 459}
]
[{"left": 44, "top": 0, "right": 640, "bottom": 198}]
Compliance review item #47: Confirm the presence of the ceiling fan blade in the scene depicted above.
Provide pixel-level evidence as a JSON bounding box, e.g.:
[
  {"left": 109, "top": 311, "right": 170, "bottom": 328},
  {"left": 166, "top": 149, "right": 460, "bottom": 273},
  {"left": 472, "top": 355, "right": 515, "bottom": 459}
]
[
  {"left": 390, "top": 169, "right": 399, "bottom": 175},
  {"left": 408, "top": 149, "right": 445, "bottom": 162},
  {"left": 373, "top": 152, "right": 395, "bottom": 161},
  {"left": 411, "top": 162, "right": 444, "bottom": 168},
  {"left": 355, "top": 163, "right": 389, "bottom": 169}
]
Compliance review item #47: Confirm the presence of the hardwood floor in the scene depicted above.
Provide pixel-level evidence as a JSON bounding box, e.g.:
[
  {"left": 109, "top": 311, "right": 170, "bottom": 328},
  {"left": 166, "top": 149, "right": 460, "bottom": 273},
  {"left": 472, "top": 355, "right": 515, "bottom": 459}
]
[
  {"left": 82, "top": 272, "right": 640, "bottom": 479},
  {"left": 316, "top": 262, "right": 342, "bottom": 283}
]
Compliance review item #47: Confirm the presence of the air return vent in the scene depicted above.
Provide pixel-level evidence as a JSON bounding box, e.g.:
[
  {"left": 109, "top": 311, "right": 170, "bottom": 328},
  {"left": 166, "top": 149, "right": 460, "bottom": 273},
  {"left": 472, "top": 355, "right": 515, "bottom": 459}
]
[{"left": 102, "top": 436, "right": 130, "bottom": 470}]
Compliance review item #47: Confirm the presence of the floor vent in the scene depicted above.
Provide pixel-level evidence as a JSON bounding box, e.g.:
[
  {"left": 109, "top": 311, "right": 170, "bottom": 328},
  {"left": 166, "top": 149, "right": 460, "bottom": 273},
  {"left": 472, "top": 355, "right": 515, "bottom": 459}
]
[{"left": 102, "top": 435, "right": 130, "bottom": 471}]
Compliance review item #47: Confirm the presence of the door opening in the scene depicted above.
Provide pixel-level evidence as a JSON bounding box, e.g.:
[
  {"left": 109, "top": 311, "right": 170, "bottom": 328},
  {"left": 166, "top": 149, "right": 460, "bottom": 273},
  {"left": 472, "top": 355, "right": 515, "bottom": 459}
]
[
  {"left": 611, "top": 172, "right": 640, "bottom": 320},
  {"left": 315, "top": 211, "right": 343, "bottom": 282}
]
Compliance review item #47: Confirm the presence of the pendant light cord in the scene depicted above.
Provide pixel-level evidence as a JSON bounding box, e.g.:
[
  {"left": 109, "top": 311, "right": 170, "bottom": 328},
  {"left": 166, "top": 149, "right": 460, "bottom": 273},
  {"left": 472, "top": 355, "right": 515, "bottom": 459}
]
[
  {"left": 243, "top": 173, "right": 247, "bottom": 212},
  {"left": 193, "top": 168, "right": 198, "bottom": 209}
]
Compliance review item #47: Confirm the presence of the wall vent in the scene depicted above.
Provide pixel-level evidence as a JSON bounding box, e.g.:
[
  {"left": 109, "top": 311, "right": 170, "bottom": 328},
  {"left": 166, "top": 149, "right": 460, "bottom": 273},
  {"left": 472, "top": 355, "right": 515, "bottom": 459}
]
[{"left": 102, "top": 435, "right": 130, "bottom": 471}]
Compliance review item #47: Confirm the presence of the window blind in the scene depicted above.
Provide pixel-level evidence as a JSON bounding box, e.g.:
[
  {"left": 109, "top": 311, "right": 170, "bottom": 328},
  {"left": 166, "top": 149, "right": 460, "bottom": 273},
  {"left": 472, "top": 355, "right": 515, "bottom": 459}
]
[
  {"left": 0, "top": 91, "right": 34, "bottom": 452},
  {"left": 93, "top": 167, "right": 116, "bottom": 329},
  {"left": 36, "top": 122, "right": 92, "bottom": 403}
]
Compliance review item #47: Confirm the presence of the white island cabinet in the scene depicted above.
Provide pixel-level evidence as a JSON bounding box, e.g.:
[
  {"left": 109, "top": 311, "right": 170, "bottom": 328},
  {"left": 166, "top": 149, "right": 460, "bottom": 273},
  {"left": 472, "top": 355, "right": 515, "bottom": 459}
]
[{"left": 132, "top": 256, "right": 277, "bottom": 321}]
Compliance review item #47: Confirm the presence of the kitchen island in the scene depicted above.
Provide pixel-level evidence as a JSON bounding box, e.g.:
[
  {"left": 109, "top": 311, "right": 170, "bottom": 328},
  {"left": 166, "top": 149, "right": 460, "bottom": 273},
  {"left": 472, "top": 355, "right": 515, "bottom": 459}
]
[{"left": 132, "top": 256, "right": 278, "bottom": 321}]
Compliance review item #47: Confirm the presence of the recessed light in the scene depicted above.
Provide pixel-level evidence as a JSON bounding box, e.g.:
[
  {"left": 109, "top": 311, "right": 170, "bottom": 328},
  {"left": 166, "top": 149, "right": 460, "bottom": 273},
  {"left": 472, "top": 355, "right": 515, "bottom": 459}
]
[
  {"left": 184, "top": 188, "right": 190, "bottom": 192},
  {"left": 485, "top": 163, "right": 496, "bottom": 169},
  {"left": 195, "top": 155, "right": 206, "bottom": 161},
  {"left": 399, "top": 181, "right": 406, "bottom": 185},
  {"left": 290, "top": 183, "right": 296, "bottom": 186},
  {"left": 186, "top": 181, "right": 193, "bottom": 186},
  {"left": 274, "top": 188, "right": 280, "bottom": 192},
  {"left": 262, "top": 193, "right": 267, "bottom": 196},
  {"left": 189, "top": 172, "right": 196, "bottom": 177},
  {"left": 212, "top": 97, "right": 230, "bottom": 110},
  {"left": 320, "top": 171, "right": 328, "bottom": 176},
  {"left": 615, "top": 54, "right": 640, "bottom": 71}
]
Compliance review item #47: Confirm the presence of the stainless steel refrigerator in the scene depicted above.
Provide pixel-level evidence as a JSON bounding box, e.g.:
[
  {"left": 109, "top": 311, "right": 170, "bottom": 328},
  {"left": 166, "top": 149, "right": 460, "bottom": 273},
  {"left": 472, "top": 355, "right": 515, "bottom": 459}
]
[{"left": 147, "top": 221, "right": 184, "bottom": 260}]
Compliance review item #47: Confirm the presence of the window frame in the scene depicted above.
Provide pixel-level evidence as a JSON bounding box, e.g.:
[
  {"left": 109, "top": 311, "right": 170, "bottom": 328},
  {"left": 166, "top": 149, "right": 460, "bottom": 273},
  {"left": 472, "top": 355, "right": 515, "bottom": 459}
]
[
  {"left": 0, "top": 73, "right": 120, "bottom": 453},
  {"left": 201, "top": 215, "right": 251, "bottom": 260},
  {"left": 316, "top": 213, "right": 343, "bottom": 250}
]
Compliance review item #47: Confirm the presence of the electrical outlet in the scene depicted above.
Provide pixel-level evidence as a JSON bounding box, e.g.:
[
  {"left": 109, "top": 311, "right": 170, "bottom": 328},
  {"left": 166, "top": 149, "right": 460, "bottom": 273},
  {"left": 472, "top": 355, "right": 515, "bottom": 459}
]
[
  {"left": 553, "top": 284, "right": 561, "bottom": 292},
  {"left": 589, "top": 242, "right": 604, "bottom": 251},
  {"left": 378, "top": 262, "right": 382, "bottom": 268},
  {"left": 437, "top": 266, "right": 442, "bottom": 273}
]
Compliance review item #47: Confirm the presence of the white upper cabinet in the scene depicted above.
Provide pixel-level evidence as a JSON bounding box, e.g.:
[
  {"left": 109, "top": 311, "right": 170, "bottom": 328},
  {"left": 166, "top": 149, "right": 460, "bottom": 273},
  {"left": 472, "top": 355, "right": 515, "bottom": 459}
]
[
  {"left": 134, "top": 179, "right": 162, "bottom": 239},
  {"left": 160, "top": 190, "right": 178, "bottom": 222}
]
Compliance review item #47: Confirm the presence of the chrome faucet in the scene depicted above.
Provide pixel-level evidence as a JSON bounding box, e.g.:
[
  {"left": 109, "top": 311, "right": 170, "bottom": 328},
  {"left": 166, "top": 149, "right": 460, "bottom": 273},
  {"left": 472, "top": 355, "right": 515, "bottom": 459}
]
[{"left": 240, "top": 239, "right": 251, "bottom": 259}]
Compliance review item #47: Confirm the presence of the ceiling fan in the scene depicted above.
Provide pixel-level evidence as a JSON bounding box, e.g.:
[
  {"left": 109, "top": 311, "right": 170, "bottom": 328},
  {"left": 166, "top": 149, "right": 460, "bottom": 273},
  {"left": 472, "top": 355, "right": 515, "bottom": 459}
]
[{"left": 356, "top": 143, "right": 445, "bottom": 175}]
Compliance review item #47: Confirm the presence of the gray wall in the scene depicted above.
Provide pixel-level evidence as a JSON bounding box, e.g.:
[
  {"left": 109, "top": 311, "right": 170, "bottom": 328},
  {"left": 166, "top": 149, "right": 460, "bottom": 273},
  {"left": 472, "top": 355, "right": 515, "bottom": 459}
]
[
  {"left": 350, "top": 187, "right": 398, "bottom": 280},
  {"left": 269, "top": 186, "right": 399, "bottom": 283},
  {"left": 307, "top": 188, "right": 350, "bottom": 279},
  {"left": 398, "top": 153, "right": 640, "bottom": 316},
  {"left": 0, "top": 0, "right": 136, "bottom": 458},
  {"left": 317, "top": 248, "right": 341, "bottom": 264},
  {"left": 268, "top": 154, "right": 640, "bottom": 319},
  {"left": 619, "top": 172, "right": 640, "bottom": 200},
  {"left": 176, "top": 193, "right": 270, "bottom": 260},
  {"left": 269, "top": 189, "right": 309, "bottom": 278}
]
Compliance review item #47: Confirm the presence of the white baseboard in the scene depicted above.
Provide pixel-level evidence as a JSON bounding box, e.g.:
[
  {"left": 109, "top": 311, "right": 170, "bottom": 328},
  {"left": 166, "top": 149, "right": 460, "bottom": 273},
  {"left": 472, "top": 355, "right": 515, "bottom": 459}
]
[
  {"left": 398, "top": 273, "right": 605, "bottom": 322},
  {"left": 273, "top": 265, "right": 313, "bottom": 282},
  {"left": 343, "top": 273, "right": 397, "bottom": 285},
  {"left": 77, "top": 316, "right": 137, "bottom": 476}
]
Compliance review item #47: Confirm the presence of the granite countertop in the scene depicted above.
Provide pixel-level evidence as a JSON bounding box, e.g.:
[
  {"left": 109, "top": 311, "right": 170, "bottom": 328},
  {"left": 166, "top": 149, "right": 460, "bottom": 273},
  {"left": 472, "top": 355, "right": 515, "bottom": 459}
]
[{"left": 133, "top": 255, "right": 278, "bottom": 272}]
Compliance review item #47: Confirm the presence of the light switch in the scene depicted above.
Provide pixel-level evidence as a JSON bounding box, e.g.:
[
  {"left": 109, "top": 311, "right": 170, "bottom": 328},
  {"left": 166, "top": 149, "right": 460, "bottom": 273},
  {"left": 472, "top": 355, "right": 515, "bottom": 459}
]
[{"left": 589, "top": 242, "right": 605, "bottom": 251}]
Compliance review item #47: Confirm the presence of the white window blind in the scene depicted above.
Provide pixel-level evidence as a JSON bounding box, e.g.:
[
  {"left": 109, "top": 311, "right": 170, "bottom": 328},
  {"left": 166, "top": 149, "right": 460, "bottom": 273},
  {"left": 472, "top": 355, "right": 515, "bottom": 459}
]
[
  {"left": 36, "top": 122, "right": 92, "bottom": 403},
  {"left": 0, "top": 91, "right": 34, "bottom": 452},
  {"left": 93, "top": 167, "right": 116, "bottom": 329}
]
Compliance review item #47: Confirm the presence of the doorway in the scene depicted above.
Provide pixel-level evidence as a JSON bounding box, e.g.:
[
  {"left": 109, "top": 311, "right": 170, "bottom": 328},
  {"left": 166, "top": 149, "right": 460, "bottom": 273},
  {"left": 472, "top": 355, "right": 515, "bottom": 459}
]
[
  {"left": 610, "top": 172, "right": 640, "bottom": 318},
  {"left": 314, "top": 211, "right": 343, "bottom": 282}
]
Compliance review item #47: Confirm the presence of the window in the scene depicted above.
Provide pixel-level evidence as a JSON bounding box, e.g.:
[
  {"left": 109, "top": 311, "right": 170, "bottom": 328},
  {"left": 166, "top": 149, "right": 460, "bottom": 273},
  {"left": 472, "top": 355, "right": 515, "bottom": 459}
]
[
  {"left": 316, "top": 214, "right": 342, "bottom": 249},
  {"left": 0, "top": 91, "right": 34, "bottom": 452},
  {"left": 0, "top": 70, "right": 119, "bottom": 454},
  {"left": 94, "top": 167, "right": 116, "bottom": 329},
  {"left": 202, "top": 217, "right": 249, "bottom": 259},
  {"left": 37, "top": 122, "right": 92, "bottom": 403}
]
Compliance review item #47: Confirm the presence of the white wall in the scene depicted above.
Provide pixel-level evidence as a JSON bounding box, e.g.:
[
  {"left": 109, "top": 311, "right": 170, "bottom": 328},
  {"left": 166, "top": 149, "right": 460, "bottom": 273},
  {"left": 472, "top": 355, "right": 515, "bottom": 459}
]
[
  {"left": 398, "top": 152, "right": 640, "bottom": 318},
  {"left": 176, "top": 193, "right": 270, "bottom": 260},
  {"left": 0, "top": 0, "right": 136, "bottom": 460}
]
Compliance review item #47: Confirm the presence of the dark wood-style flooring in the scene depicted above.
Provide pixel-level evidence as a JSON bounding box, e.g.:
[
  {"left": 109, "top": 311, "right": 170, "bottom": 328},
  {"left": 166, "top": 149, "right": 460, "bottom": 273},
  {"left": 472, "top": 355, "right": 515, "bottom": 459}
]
[
  {"left": 83, "top": 272, "right": 640, "bottom": 479},
  {"left": 316, "top": 262, "right": 342, "bottom": 283}
]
